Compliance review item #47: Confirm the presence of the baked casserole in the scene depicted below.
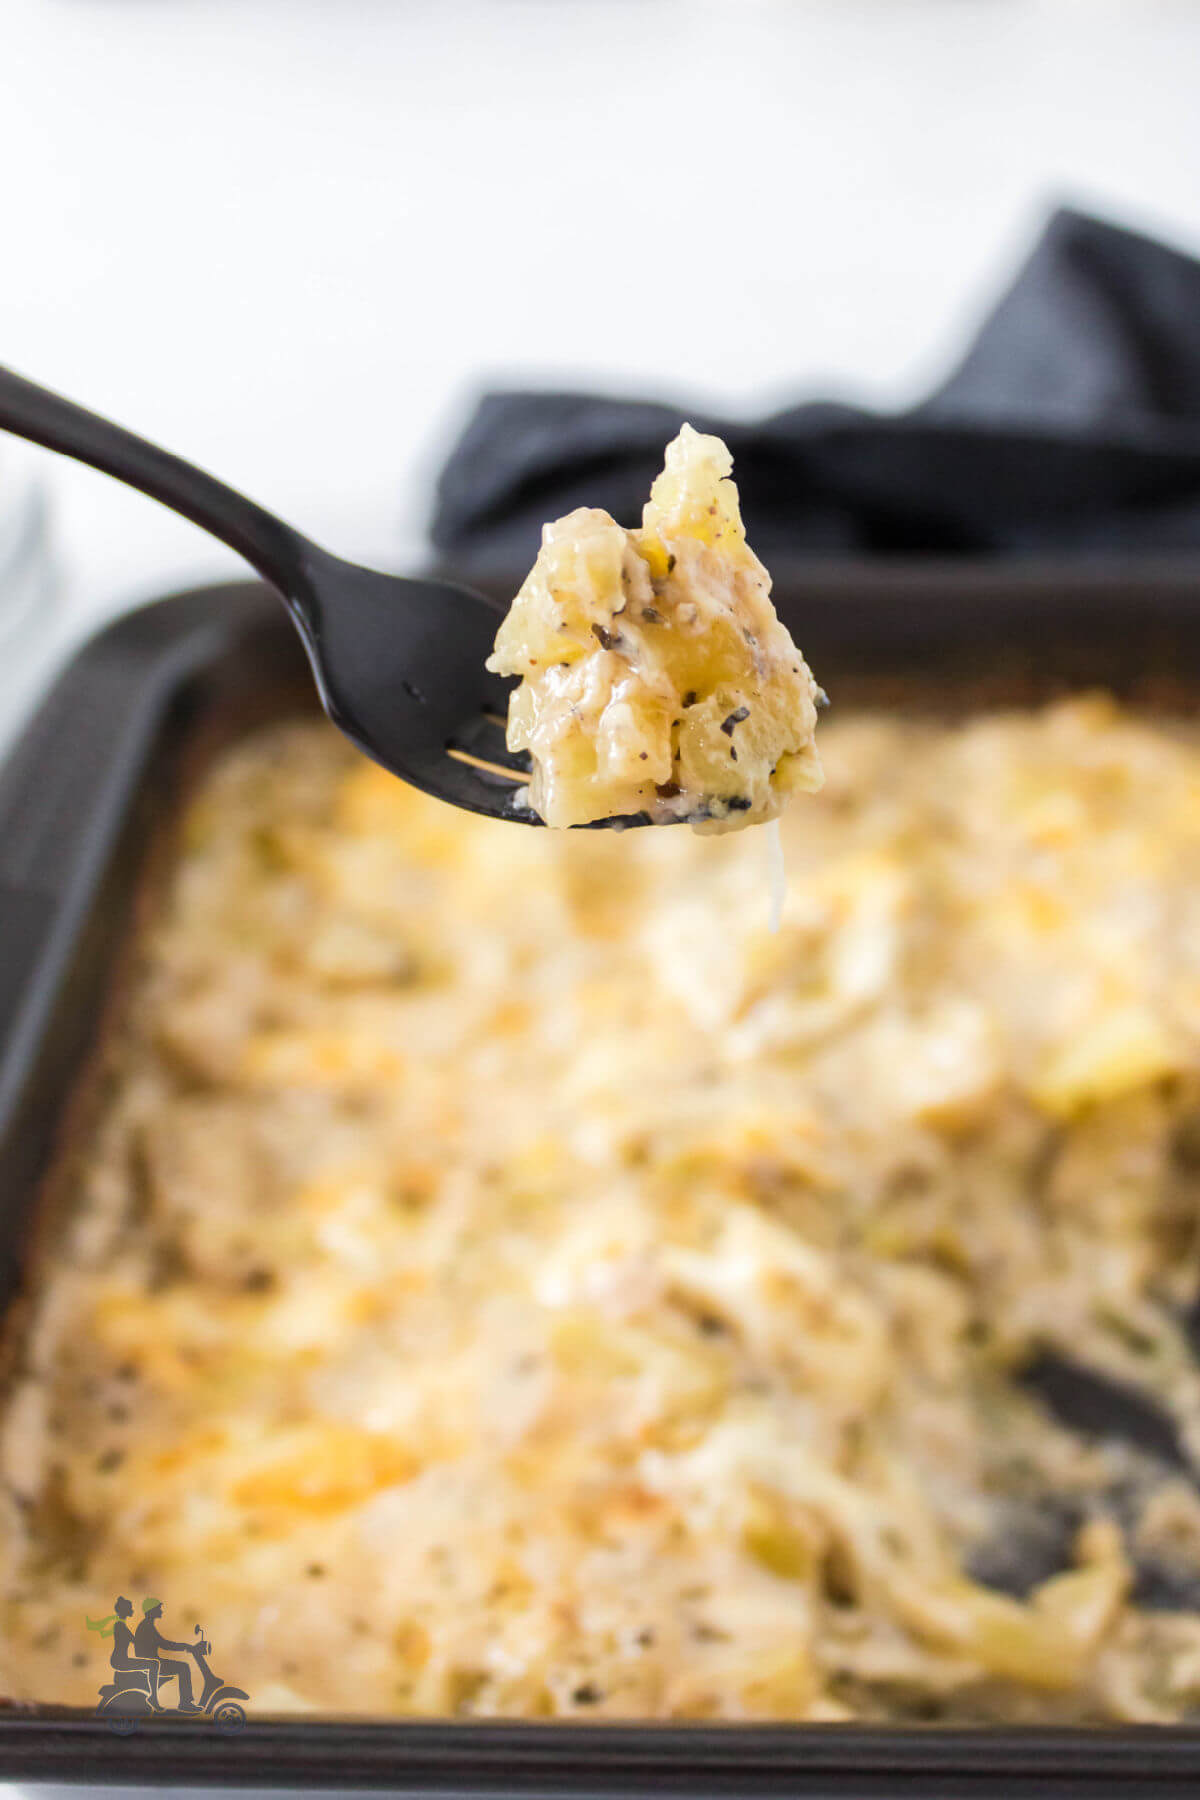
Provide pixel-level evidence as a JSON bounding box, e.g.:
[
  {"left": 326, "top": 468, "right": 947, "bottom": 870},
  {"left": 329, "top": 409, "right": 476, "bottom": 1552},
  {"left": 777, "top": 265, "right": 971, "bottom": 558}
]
[{"left": 3, "top": 693, "right": 1200, "bottom": 1722}]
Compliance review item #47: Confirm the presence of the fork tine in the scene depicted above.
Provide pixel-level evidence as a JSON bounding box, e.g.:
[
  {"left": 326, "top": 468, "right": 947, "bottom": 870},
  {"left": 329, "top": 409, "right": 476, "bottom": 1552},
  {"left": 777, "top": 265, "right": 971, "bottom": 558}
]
[
  {"left": 447, "top": 707, "right": 531, "bottom": 773},
  {"left": 445, "top": 747, "right": 525, "bottom": 784}
]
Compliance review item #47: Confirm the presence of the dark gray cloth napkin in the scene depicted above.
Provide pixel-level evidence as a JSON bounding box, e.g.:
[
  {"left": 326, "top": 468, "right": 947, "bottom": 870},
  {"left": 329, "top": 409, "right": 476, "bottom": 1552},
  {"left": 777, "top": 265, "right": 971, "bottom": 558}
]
[{"left": 430, "top": 208, "right": 1200, "bottom": 574}]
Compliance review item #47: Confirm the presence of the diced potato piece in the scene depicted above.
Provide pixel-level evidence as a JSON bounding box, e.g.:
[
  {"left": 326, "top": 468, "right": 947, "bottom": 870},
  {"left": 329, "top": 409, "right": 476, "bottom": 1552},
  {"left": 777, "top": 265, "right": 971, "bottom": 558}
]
[
  {"left": 742, "top": 1489, "right": 819, "bottom": 1582},
  {"left": 231, "top": 1423, "right": 417, "bottom": 1518},
  {"left": 548, "top": 1310, "right": 644, "bottom": 1378},
  {"left": 487, "top": 426, "right": 823, "bottom": 831},
  {"left": 241, "top": 1027, "right": 405, "bottom": 1087},
  {"left": 905, "top": 1522, "right": 1129, "bottom": 1690},
  {"left": 1030, "top": 1005, "right": 1180, "bottom": 1118},
  {"left": 942, "top": 1583, "right": 1081, "bottom": 1690},
  {"left": 639, "top": 425, "right": 750, "bottom": 570},
  {"left": 860, "top": 1000, "right": 1001, "bottom": 1129},
  {"left": 736, "top": 1645, "right": 819, "bottom": 1718}
]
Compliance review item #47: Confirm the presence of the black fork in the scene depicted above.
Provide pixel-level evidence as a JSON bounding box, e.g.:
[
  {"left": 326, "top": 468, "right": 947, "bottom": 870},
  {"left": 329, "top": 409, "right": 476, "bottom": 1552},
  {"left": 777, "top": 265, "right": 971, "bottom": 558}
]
[{"left": 0, "top": 364, "right": 580, "bottom": 824}]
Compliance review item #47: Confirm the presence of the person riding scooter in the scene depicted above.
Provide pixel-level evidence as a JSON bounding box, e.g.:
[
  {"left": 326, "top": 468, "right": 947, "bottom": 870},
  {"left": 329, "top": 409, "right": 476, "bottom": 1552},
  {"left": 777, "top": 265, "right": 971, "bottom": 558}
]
[
  {"left": 133, "top": 1597, "right": 201, "bottom": 1712},
  {"left": 91, "top": 1597, "right": 249, "bottom": 1731},
  {"left": 88, "top": 1595, "right": 163, "bottom": 1709}
]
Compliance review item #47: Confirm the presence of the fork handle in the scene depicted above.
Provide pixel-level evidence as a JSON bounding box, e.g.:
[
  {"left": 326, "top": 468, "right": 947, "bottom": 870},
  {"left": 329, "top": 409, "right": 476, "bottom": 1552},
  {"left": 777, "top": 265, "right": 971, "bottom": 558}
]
[{"left": 0, "top": 364, "right": 315, "bottom": 601}]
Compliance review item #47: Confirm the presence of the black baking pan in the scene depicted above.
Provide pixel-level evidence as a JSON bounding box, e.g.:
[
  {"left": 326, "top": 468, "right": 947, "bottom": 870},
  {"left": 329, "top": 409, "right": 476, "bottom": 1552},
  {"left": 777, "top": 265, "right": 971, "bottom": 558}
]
[{"left": 4, "top": 566, "right": 1200, "bottom": 1792}]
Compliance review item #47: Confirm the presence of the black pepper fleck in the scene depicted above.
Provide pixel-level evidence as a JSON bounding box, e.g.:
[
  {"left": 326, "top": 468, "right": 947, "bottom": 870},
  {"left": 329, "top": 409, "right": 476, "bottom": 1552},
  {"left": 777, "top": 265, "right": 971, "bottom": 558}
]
[
  {"left": 573, "top": 1683, "right": 603, "bottom": 1705},
  {"left": 591, "top": 624, "right": 618, "bottom": 651},
  {"left": 720, "top": 708, "right": 750, "bottom": 736}
]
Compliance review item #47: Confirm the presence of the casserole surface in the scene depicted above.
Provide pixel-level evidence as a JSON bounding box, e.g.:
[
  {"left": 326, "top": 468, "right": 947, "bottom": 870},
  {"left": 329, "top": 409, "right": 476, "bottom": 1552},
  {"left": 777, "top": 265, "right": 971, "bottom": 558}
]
[{"left": 4, "top": 682, "right": 1200, "bottom": 1725}]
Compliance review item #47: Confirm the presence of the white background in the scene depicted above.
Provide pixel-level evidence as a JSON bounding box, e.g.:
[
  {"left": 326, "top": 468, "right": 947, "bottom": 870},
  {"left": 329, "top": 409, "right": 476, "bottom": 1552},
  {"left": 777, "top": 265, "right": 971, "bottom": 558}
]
[
  {"left": 4, "top": 0, "right": 1200, "bottom": 642},
  {"left": 3, "top": 0, "right": 1200, "bottom": 1777}
]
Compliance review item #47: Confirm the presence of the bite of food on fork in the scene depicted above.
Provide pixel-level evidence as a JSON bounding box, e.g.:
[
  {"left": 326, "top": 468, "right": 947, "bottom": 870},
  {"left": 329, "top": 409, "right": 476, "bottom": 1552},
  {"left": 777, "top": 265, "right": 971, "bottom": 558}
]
[
  {"left": 487, "top": 424, "right": 826, "bottom": 832},
  {"left": 0, "top": 370, "right": 824, "bottom": 833}
]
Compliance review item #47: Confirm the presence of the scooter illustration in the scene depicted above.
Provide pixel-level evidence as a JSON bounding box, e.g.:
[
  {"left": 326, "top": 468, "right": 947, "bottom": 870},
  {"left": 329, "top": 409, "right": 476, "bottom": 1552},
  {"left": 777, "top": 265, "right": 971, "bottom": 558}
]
[{"left": 95, "top": 1620, "right": 249, "bottom": 1735}]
